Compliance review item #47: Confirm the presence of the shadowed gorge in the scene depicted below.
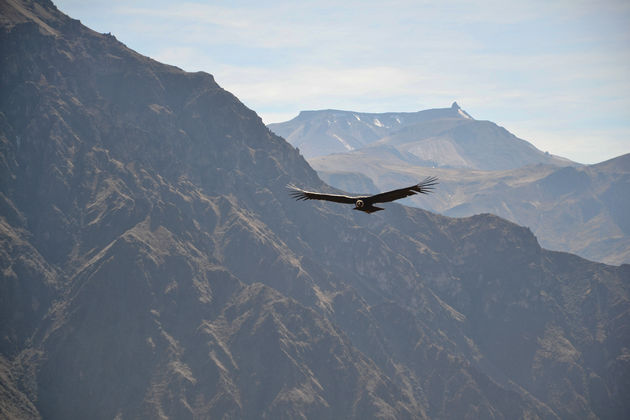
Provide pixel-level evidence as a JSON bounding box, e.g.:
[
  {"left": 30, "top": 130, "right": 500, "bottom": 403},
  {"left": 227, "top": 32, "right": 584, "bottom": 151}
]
[{"left": 1, "top": 1, "right": 629, "bottom": 419}]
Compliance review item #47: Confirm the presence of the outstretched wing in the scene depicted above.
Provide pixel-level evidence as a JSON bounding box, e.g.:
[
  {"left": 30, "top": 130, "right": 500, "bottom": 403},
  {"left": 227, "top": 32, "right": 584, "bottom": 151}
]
[
  {"left": 368, "top": 176, "right": 438, "bottom": 204},
  {"left": 287, "top": 185, "right": 358, "bottom": 204}
]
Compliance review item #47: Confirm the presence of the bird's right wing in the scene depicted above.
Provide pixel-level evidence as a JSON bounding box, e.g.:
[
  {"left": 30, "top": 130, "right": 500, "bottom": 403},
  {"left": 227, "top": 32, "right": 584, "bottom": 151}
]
[{"left": 287, "top": 185, "right": 357, "bottom": 204}]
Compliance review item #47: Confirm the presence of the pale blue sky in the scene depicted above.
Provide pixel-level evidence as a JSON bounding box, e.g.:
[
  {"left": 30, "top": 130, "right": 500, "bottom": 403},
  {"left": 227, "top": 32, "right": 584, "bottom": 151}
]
[{"left": 55, "top": 0, "right": 630, "bottom": 164}]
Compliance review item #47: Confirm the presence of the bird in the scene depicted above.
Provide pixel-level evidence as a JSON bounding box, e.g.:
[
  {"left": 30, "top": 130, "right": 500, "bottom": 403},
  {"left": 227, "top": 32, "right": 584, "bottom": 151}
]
[{"left": 288, "top": 176, "right": 438, "bottom": 213}]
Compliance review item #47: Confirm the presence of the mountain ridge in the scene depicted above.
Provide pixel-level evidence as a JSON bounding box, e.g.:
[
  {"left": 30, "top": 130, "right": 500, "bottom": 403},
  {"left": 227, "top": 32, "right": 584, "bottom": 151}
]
[
  {"left": 311, "top": 151, "right": 630, "bottom": 265},
  {"left": 268, "top": 103, "right": 573, "bottom": 170},
  {"left": 268, "top": 103, "right": 477, "bottom": 159}
]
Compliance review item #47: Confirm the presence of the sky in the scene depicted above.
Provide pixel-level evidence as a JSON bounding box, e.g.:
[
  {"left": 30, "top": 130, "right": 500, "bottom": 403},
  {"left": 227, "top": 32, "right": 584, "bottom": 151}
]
[{"left": 54, "top": 0, "right": 630, "bottom": 164}]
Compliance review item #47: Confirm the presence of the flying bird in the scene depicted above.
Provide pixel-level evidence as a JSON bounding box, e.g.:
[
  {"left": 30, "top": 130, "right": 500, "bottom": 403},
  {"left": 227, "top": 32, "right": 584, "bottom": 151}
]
[{"left": 288, "top": 176, "right": 438, "bottom": 213}]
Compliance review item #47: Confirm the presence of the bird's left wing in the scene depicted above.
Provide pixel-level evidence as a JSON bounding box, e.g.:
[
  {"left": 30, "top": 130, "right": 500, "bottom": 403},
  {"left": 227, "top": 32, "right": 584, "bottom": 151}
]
[
  {"left": 368, "top": 176, "right": 438, "bottom": 204},
  {"left": 287, "top": 185, "right": 357, "bottom": 204}
]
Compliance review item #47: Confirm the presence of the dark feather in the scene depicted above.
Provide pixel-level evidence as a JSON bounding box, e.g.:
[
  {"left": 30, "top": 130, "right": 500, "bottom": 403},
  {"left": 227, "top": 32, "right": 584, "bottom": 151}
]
[
  {"left": 287, "top": 185, "right": 358, "bottom": 204},
  {"left": 368, "top": 176, "right": 438, "bottom": 204}
]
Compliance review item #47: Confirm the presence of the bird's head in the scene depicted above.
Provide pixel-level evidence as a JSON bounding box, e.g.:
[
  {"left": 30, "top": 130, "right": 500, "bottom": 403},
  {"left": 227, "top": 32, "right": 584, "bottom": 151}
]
[{"left": 355, "top": 200, "right": 364, "bottom": 208}]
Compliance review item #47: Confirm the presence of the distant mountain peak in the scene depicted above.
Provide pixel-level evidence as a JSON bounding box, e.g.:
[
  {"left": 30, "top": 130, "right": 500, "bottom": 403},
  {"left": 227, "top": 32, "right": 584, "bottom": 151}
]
[{"left": 451, "top": 101, "right": 473, "bottom": 120}]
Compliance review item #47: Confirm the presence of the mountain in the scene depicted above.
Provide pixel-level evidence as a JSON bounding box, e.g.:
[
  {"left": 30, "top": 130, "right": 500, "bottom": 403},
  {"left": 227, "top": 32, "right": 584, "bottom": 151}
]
[
  {"left": 2, "top": 1, "right": 629, "bottom": 419},
  {"left": 267, "top": 103, "right": 473, "bottom": 159},
  {"left": 440, "top": 154, "right": 630, "bottom": 265},
  {"left": 310, "top": 147, "right": 630, "bottom": 265},
  {"left": 268, "top": 102, "right": 573, "bottom": 170},
  {"left": 272, "top": 91, "right": 626, "bottom": 266}
]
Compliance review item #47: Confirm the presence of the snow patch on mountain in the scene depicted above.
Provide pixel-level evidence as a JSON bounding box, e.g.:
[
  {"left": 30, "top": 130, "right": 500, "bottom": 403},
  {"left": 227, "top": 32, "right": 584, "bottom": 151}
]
[
  {"left": 458, "top": 109, "right": 472, "bottom": 119},
  {"left": 333, "top": 134, "right": 354, "bottom": 151}
]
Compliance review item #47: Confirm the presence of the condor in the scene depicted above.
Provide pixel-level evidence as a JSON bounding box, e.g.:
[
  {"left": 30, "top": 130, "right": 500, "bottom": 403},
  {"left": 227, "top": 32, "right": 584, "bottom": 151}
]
[{"left": 288, "top": 177, "right": 438, "bottom": 213}]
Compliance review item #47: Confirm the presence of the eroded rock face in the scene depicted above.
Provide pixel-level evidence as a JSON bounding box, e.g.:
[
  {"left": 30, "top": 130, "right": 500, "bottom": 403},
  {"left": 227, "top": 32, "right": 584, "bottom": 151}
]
[{"left": 1, "top": 1, "right": 629, "bottom": 419}]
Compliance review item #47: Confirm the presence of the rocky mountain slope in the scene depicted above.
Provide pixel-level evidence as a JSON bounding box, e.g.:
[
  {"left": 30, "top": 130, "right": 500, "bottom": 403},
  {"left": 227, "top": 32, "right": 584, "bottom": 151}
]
[
  {"left": 1, "top": 1, "right": 629, "bottom": 419},
  {"left": 268, "top": 103, "right": 572, "bottom": 170},
  {"left": 439, "top": 154, "right": 630, "bottom": 265}
]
